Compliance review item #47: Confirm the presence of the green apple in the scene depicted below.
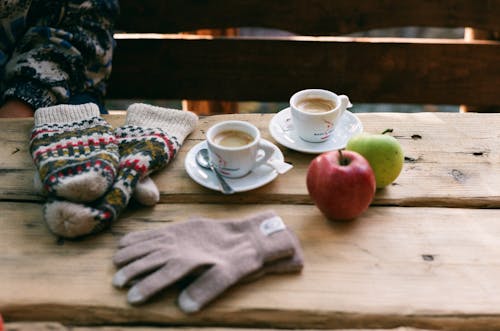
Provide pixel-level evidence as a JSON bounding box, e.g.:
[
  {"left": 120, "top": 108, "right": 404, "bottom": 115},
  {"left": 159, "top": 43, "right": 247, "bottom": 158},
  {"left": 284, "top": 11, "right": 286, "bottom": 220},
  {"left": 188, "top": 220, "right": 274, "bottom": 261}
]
[{"left": 346, "top": 132, "right": 404, "bottom": 188}]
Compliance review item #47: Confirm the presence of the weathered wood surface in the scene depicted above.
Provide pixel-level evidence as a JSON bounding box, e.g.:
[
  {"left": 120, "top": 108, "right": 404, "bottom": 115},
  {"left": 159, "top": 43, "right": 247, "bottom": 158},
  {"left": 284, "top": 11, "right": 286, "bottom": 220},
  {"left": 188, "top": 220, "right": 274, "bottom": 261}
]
[
  {"left": 2, "top": 113, "right": 500, "bottom": 207},
  {"left": 116, "top": 0, "right": 500, "bottom": 34},
  {"left": 3, "top": 112, "right": 500, "bottom": 330},
  {"left": 108, "top": 36, "right": 500, "bottom": 105},
  {"left": 3, "top": 324, "right": 437, "bottom": 331},
  {"left": 3, "top": 202, "right": 500, "bottom": 330}
]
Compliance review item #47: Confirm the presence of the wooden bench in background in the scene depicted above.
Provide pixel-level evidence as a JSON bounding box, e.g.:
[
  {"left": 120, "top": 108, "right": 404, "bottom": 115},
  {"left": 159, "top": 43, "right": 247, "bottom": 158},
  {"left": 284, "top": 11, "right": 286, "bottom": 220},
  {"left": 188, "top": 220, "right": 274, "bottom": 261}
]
[{"left": 110, "top": 0, "right": 500, "bottom": 114}]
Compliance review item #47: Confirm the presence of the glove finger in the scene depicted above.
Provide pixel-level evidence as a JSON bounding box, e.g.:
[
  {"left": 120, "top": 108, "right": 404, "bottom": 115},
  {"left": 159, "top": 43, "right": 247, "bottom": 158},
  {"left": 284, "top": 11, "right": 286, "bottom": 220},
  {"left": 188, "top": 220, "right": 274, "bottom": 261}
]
[
  {"left": 127, "top": 257, "right": 208, "bottom": 305},
  {"left": 113, "top": 236, "right": 167, "bottom": 266},
  {"left": 112, "top": 249, "right": 171, "bottom": 288},
  {"left": 118, "top": 226, "right": 168, "bottom": 247},
  {"left": 178, "top": 265, "right": 240, "bottom": 313},
  {"left": 133, "top": 176, "right": 160, "bottom": 206}
]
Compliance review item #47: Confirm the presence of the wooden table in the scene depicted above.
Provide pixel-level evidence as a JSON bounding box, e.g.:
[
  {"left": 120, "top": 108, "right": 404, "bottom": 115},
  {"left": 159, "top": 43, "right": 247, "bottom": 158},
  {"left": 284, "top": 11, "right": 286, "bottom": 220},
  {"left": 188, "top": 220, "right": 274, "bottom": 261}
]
[{"left": 2, "top": 112, "right": 500, "bottom": 331}]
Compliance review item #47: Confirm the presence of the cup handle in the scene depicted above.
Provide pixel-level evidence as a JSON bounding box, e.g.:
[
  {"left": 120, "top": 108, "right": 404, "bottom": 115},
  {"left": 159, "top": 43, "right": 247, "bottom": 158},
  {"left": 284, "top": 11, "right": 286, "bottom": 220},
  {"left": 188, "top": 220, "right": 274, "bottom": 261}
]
[
  {"left": 339, "top": 95, "right": 352, "bottom": 117},
  {"left": 254, "top": 140, "right": 275, "bottom": 168}
]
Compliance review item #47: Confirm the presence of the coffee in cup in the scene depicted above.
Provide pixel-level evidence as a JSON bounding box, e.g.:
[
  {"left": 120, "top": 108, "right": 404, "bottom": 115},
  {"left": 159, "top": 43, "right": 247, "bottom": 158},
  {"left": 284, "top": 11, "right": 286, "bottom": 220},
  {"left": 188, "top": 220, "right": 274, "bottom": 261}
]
[
  {"left": 206, "top": 120, "right": 275, "bottom": 178},
  {"left": 290, "top": 89, "right": 352, "bottom": 143},
  {"left": 213, "top": 130, "right": 254, "bottom": 148},
  {"left": 296, "top": 97, "right": 336, "bottom": 114}
]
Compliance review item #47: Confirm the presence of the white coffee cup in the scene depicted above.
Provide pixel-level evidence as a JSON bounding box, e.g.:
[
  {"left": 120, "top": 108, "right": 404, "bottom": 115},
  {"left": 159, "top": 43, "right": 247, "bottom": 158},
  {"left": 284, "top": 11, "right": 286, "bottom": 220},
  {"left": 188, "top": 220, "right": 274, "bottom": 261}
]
[
  {"left": 206, "top": 120, "right": 275, "bottom": 178},
  {"left": 290, "top": 89, "right": 352, "bottom": 143}
]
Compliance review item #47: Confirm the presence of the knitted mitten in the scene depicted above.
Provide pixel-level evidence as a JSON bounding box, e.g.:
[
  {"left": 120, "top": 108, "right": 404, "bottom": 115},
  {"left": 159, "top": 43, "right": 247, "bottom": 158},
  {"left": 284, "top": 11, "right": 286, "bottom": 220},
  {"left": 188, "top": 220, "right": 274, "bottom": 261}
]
[
  {"left": 34, "top": 164, "right": 161, "bottom": 206},
  {"left": 132, "top": 176, "right": 161, "bottom": 206},
  {"left": 43, "top": 104, "right": 198, "bottom": 238},
  {"left": 30, "top": 103, "right": 119, "bottom": 202}
]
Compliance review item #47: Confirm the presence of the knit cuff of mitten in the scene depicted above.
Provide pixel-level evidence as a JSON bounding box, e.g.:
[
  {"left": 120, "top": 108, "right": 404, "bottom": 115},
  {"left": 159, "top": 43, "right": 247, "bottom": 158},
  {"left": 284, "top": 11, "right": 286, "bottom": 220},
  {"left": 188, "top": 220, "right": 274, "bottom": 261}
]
[
  {"left": 231, "top": 211, "right": 297, "bottom": 263},
  {"left": 34, "top": 103, "right": 101, "bottom": 126},
  {"left": 125, "top": 103, "right": 198, "bottom": 144}
]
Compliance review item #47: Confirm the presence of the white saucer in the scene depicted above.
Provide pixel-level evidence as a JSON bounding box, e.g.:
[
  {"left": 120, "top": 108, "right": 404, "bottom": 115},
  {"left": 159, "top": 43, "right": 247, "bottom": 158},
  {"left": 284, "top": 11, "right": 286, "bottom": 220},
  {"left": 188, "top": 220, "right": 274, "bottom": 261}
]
[
  {"left": 268, "top": 107, "right": 363, "bottom": 154},
  {"left": 185, "top": 139, "right": 284, "bottom": 193}
]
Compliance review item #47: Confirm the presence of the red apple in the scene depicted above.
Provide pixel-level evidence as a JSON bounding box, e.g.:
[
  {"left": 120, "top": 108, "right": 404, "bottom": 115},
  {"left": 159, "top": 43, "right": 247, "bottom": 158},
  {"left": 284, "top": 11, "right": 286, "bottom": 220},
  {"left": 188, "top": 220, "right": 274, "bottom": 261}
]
[{"left": 306, "top": 150, "right": 376, "bottom": 221}]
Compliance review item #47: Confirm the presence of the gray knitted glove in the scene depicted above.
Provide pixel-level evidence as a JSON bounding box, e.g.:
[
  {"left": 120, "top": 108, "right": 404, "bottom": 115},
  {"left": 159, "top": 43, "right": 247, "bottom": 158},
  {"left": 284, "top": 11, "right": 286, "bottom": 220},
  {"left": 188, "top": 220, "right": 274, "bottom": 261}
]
[{"left": 112, "top": 211, "right": 302, "bottom": 313}]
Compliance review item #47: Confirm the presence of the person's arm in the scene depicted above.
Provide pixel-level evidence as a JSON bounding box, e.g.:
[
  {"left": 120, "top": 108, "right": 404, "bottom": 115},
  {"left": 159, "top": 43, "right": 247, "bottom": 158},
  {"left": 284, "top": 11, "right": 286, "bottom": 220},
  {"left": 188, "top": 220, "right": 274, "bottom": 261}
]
[
  {"left": 1, "top": 0, "right": 119, "bottom": 117},
  {"left": 0, "top": 100, "right": 34, "bottom": 118}
]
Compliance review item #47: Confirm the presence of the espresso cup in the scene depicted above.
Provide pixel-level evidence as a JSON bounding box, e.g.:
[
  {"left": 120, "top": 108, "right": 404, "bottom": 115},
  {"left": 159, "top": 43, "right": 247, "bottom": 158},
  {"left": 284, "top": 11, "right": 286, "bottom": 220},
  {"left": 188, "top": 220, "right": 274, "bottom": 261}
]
[
  {"left": 206, "top": 120, "right": 275, "bottom": 178},
  {"left": 290, "top": 89, "right": 352, "bottom": 143}
]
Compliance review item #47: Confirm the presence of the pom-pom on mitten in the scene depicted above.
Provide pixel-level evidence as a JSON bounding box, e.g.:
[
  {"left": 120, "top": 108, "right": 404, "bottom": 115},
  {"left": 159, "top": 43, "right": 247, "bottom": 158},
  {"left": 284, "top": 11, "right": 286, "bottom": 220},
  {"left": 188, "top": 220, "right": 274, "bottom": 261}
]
[
  {"left": 43, "top": 104, "right": 198, "bottom": 238},
  {"left": 33, "top": 160, "right": 161, "bottom": 206},
  {"left": 30, "top": 103, "right": 119, "bottom": 202}
]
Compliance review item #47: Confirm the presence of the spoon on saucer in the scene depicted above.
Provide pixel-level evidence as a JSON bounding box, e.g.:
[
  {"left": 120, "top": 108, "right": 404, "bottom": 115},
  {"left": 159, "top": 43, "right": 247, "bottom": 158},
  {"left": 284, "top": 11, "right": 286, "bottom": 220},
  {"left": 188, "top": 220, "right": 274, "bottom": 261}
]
[{"left": 196, "top": 148, "right": 235, "bottom": 195}]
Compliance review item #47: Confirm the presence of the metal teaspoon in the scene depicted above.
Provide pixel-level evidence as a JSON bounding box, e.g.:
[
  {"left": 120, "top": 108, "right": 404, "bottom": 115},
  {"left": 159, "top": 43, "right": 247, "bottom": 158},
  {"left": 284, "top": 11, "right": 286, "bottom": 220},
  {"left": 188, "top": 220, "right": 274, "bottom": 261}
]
[{"left": 196, "top": 148, "right": 235, "bottom": 194}]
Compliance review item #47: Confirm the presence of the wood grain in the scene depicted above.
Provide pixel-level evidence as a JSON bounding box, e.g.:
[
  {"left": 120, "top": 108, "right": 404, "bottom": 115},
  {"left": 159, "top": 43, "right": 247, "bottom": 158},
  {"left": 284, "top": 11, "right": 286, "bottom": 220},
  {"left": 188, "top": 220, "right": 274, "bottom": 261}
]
[
  {"left": 4, "top": 324, "right": 437, "bottom": 331},
  {"left": 3, "top": 113, "right": 500, "bottom": 207},
  {"left": 2, "top": 202, "right": 500, "bottom": 330}
]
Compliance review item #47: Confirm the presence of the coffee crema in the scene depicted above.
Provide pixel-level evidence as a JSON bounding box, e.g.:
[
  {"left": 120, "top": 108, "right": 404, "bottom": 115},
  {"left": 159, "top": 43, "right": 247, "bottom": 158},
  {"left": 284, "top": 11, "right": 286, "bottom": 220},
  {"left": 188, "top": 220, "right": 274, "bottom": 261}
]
[
  {"left": 213, "top": 130, "right": 254, "bottom": 147},
  {"left": 296, "top": 97, "right": 336, "bottom": 113}
]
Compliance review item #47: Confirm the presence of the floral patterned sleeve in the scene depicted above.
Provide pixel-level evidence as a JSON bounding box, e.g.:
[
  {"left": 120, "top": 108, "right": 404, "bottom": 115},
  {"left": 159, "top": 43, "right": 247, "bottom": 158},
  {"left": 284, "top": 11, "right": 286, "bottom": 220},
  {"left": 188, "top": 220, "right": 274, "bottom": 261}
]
[{"left": 2, "top": 0, "right": 119, "bottom": 110}]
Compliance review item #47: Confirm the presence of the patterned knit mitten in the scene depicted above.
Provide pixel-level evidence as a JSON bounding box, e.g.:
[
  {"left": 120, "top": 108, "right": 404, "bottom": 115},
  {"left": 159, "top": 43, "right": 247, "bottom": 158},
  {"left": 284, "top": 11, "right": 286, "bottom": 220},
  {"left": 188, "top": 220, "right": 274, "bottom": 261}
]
[
  {"left": 43, "top": 104, "right": 198, "bottom": 238},
  {"left": 131, "top": 176, "right": 161, "bottom": 206},
  {"left": 34, "top": 164, "right": 161, "bottom": 206},
  {"left": 30, "top": 103, "right": 119, "bottom": 202}
]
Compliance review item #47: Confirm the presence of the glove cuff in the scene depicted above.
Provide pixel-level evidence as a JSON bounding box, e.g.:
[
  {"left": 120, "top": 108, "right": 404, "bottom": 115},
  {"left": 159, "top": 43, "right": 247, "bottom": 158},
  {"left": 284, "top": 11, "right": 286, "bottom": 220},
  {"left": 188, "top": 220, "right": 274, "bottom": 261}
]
[
  {"left": 34, "top": 103, "right": 101, "bottom": 126},
  {"left": 125, "top": 103, "right": 198, "bottom": 145},
  {"left": 235, "top": 211, "right": 297, "bottom": 263}
]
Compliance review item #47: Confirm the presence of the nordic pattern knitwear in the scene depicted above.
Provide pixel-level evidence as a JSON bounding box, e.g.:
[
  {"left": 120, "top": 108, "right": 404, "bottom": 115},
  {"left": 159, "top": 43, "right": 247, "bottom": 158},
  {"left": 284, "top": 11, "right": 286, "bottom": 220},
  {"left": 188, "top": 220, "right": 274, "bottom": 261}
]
[
  {"left": 125, "top": 103, "right": 198, "bottom": 146},
  {"left": 43, "top": 105, "right": 198, "bottom": 238},
  {"left": 1, "top": 0, "right": 119, "bottom": 109},
  {"left": 30, "top": 103, "right": 119, "bottom": 202},
  {"left": 121, "top": 103, "right": 199, "bottom": 206}
]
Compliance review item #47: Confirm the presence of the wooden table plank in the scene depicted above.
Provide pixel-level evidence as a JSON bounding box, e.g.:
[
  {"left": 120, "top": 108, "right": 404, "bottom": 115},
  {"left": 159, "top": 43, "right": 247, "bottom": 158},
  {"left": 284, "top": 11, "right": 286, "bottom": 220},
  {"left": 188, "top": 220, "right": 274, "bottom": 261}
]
[
  {"left": 2, "top": 202, "right": 500, "bottom": 330},
  {"left": 2, "top": 113, "right": 499, "bottom": 207},
  {"left": 4, "top": 323, "right": 437, "bottom": 331}
]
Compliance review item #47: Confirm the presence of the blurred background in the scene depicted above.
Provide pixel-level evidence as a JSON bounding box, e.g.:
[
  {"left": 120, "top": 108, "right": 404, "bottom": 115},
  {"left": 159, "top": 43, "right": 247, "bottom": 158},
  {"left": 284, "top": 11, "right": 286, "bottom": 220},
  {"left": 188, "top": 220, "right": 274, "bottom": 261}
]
[{"left": 106, "top": 27, "right": 464, "bottom": 114}]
